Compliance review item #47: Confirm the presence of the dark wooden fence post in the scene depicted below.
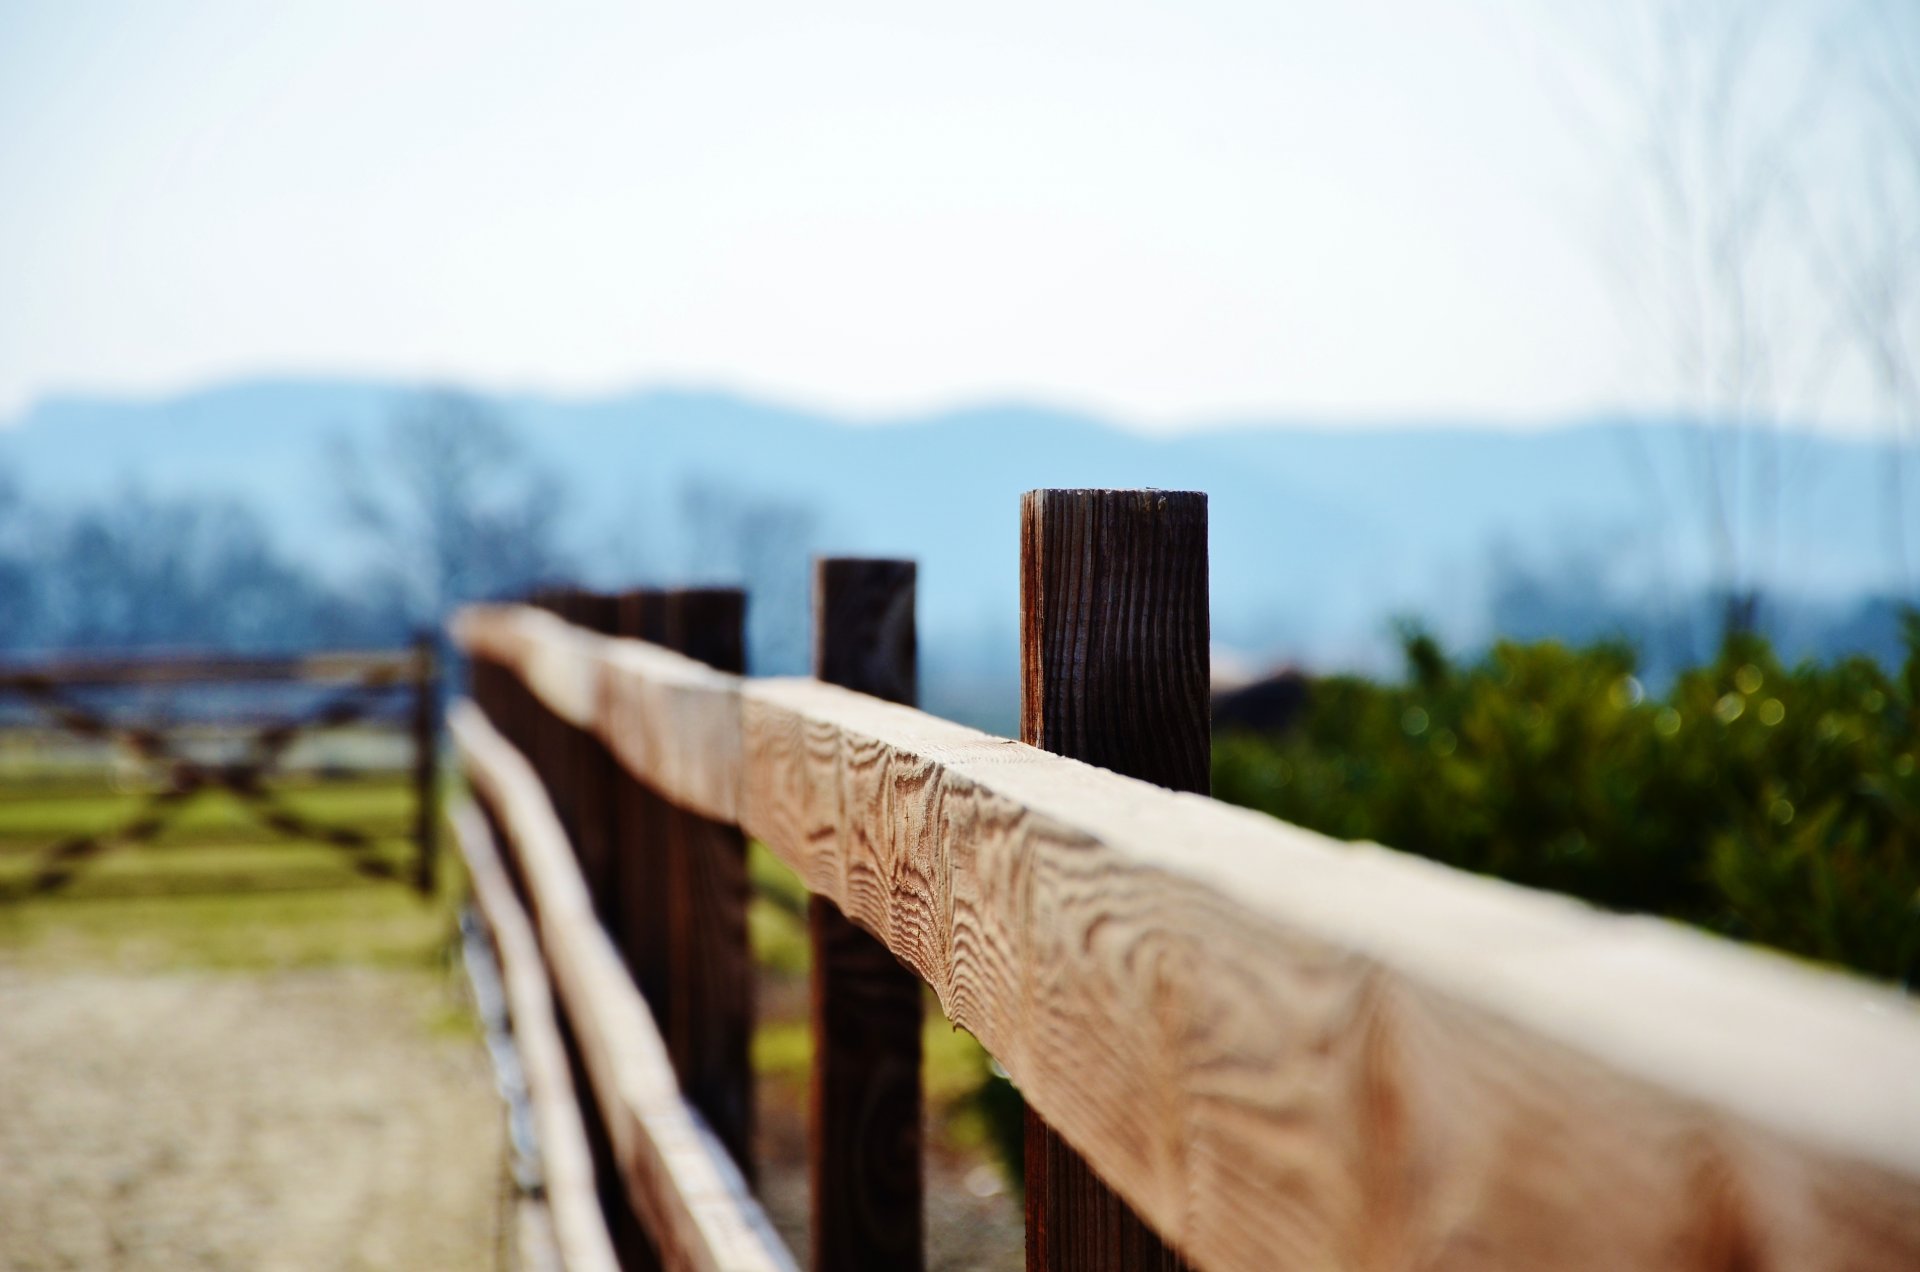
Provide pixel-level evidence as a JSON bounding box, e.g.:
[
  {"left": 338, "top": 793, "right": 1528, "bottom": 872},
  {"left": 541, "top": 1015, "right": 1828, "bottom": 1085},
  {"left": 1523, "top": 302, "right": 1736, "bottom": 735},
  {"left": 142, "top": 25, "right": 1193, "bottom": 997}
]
[
  {"left": 411, "top": 631, "right": 439, "bottom": 896},
  {"left": 662, "top": 588, "right": 754, "bottom": 1179},
  {"left": 522, "top": 589, "right": 663, "bottom": 1272},
  {"left": 809, "top": 558, "right": 924, "bottom": 1271},
  {"left": 610, "top": 587, "right": 755, "bottom": 1179},
  {"left": 1020, "top": 488, "right": 1208, "bottom": 1272},
  {"left": 611, "top": 588, "right": 672, "bottom": 1009},
  {"left": 526, "top": 589, "right": 579, "bottom": 850},
  {"left": 561, "top": 591, "right": 622, "bottom": 915}
]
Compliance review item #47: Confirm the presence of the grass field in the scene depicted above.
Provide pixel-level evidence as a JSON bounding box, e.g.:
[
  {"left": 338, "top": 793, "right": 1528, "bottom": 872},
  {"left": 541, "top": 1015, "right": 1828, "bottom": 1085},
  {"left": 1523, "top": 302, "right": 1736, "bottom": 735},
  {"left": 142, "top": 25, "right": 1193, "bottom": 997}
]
[{"left": 0, "top": 775, "right": 455, "bottom": 971}]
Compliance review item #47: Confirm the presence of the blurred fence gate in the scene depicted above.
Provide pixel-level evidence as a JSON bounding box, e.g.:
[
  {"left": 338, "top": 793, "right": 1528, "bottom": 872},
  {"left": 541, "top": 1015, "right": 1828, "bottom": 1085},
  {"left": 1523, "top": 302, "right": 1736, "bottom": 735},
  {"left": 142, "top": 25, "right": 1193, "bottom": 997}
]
[
  {"left": 450, "top": 489, "right": 1920, "bottom": 1272},
  {"left": 0, "top": 641, "right": 438, "bottom": 898}
]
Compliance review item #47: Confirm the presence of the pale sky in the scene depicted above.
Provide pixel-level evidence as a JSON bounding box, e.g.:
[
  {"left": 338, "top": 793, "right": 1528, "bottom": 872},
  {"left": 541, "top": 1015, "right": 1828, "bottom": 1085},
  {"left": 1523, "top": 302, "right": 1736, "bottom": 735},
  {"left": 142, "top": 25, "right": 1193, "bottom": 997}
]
[{"left": 0, "top": 1, "right": 1905, "bottom": 429}]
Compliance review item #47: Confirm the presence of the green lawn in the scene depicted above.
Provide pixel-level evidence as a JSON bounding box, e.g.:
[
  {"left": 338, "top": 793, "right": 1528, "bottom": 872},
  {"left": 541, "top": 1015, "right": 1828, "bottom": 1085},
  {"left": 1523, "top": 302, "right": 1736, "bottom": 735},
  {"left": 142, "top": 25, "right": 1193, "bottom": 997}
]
[
  {"left": 0, "top": 775, "right": 456, "bottom": 972},
  {"left": 0, "top": 778, "right": 417, "bottom": 846}
]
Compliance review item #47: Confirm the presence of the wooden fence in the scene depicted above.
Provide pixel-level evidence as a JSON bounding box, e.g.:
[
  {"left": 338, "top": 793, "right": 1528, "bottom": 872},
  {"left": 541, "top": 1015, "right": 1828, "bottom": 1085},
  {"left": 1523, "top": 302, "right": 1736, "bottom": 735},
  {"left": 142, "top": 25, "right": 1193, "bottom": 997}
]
[
  {"left": 450, "top": 489, "right": 1920, "bottom": 1272},
  {"left": 0, "top": 643, "right": 439, "bottom": 896}
]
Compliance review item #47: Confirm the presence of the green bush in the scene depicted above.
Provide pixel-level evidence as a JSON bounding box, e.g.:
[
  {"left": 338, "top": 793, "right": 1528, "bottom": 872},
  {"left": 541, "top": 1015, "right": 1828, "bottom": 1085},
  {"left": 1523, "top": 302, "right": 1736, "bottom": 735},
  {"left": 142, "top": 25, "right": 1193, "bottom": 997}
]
[{"left": 1213, "top": 619, "right": 1920, "bottom": 986}]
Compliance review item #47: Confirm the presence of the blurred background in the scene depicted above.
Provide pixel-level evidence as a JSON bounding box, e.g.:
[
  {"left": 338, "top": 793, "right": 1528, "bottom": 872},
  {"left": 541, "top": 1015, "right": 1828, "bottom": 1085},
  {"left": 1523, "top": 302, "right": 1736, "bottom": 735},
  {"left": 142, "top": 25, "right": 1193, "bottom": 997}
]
[
  {"left": 2, "top": 0, "right": 1914, "bottom": 715},
  {"left": 0, "top": 1, "right": 1914, "bottom": 1268}
]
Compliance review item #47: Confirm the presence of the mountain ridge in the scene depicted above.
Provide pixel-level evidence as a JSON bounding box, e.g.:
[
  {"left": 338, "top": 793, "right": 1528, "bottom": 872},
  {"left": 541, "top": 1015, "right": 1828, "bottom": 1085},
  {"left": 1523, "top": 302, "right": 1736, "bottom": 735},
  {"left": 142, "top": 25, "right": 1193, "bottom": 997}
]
[{"left": 2, "top": 377, "right": 1907, "bottom": 694}]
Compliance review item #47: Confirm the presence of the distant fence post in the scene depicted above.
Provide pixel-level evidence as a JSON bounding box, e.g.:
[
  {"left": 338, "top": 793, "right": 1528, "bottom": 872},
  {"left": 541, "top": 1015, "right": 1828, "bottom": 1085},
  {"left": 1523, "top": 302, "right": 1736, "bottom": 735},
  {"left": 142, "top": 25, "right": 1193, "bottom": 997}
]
[
  {"left": 411, "top": 631, "right": 440, "bottom": 896},
  {"left": 561, "top": 590, "right": 622, "bottom": 913},
  {"left": 518, "top": 588, "right": 663, "bottom": 1272},
  {"left": 611, "top": 588, "right": 670, "bottom": 1004},
  {"left": 526, "top": 589, "right": 580, "bottom": 850},
  {"left": 617, "top": 587, "right": 756, "bottom": 1180},
  {"left": 1020, "top": 488, "right": 1208, "bottom": 1272},
  {"left": 809, "top": 558, "right": 924, "bottom": 1271}
]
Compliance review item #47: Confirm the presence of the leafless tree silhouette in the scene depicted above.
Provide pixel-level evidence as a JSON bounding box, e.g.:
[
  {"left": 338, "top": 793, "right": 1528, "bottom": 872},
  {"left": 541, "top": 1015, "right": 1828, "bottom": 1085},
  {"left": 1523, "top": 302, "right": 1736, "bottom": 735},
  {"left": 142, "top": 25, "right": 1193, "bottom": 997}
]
[{"left": 333, "top": 390, "right": 569, "bottom": 630}]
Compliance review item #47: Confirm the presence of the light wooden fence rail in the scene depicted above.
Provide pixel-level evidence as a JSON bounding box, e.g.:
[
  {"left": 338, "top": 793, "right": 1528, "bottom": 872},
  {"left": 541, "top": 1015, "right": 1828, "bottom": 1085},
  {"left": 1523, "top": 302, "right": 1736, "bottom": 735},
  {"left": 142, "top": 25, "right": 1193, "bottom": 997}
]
[{"left": 451, "top": 491, "right": 1920, "bottom": 1272}]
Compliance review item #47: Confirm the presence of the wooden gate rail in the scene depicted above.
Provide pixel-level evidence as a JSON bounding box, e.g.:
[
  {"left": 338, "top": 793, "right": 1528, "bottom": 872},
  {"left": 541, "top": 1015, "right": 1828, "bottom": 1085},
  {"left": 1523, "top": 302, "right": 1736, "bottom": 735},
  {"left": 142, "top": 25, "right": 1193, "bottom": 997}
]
[
  {"left": 0, "top": 642, "right": 439, "bottom": 895},
  {"left": 454, "top": 599, "right": 1920, "bottom": 1271},
  {"left": 453, "top": 700, "right": 797, "bottom": 1272}
]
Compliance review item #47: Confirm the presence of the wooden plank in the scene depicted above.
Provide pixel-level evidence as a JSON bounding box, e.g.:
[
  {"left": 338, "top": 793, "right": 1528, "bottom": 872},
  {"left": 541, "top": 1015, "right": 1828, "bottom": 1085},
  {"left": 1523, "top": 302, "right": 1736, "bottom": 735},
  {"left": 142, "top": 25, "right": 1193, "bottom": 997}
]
[
  {"left": 452, "top": 605, "right": 1920, "bottom": 1272},
  {"left": 456, "top": 605, "right": 740, "bottom": 822},
  {"left": 471, "top": 647, "right": 649, "bottom": 1266},
  {"left": 808, "top": 558, "right": 925, "bottom": 1271},
  {"left": 738, "top": 679, "right": 1920, "bottom": 1272},
  {"left": 482, "top": 589, "right": 755, "bottom": 1178},
  {"left": 450, "top": 798, "right": 624, "bottom": 1272},
  {"left": 1020, "top": 489, "right": 1205, "bottom": 1271},
  {"left": 453, "top": 702, "right": 797, "bottom": 1272},
  {"left": 457, "top": 604, "right": 605, "bottom": 732}
]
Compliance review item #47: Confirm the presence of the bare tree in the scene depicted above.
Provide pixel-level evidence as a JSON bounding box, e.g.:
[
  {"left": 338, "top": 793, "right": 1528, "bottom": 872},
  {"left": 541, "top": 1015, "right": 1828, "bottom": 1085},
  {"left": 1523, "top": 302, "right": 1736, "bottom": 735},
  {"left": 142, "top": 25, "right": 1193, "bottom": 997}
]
[
  {"left": 333, "top": 391, "right": 570, "bottom": 631},
  {"left": 677, "top": 477, "right": 819, "bottom": 674},
  {"left": 1814, "top": 1, "right": 1920, "bottom": 600},
  {"left": 0, "top": 467, "right": 37, "bottom": 650},
  {"left": 1535, "top": 0, "right": 1903, "bottom": 637},
  {"left": 1, "top": 489, "right": 382, "bottom": 654}
]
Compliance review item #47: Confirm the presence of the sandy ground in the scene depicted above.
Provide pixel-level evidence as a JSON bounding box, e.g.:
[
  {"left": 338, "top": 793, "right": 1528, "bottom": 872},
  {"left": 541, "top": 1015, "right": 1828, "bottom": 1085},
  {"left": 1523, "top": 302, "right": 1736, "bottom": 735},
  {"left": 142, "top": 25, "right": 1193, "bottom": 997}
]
[{"left": 0, "top": 967, "right": 505, "bottom": 1272}]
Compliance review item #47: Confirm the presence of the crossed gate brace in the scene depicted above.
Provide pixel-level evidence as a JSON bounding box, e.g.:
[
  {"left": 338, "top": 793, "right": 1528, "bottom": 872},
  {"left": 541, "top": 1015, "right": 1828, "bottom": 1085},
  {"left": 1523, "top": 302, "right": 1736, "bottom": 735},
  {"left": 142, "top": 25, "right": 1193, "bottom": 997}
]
[{"left": 0, "top": 649, "right": 436, "bottom": 897}]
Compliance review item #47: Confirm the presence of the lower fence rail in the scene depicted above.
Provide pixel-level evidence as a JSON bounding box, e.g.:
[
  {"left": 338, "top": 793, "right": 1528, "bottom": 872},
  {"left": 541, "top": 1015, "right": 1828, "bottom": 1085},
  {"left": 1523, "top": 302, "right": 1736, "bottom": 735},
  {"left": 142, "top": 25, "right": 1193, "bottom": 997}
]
[
  {"left": 454, "top": 700, "right": 798, "bottom": 1272},
  {"left": 452, "top": 797, "right": 621, "bottom": 1272}
]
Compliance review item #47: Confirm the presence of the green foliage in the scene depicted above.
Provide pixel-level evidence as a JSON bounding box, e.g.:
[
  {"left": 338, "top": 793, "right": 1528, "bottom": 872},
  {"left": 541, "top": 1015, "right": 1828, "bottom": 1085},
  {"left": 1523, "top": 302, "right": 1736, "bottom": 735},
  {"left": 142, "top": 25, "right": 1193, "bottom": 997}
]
[{"left": 1213, "top": 621, "right": 1920, "bottom": 986}]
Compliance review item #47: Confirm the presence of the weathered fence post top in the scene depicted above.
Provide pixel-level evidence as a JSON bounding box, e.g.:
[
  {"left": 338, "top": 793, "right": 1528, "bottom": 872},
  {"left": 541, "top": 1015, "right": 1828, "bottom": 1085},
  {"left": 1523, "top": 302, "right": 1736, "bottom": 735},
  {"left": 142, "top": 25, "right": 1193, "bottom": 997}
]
[{"left": 1020, "top": 487, "right": 1209, "bottom": 794}]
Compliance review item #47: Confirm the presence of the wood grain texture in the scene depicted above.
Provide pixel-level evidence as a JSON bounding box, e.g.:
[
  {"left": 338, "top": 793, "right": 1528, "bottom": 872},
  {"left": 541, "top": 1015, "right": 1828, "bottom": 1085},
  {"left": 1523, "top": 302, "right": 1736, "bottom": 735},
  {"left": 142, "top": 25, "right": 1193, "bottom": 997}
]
[
  {"left": 1021, "top": 489, "right": 1204, "bottom": 1270},
  {"left": 813, "top": 558, "right": 918, "bottom": 709},
  {"left": 809, "top": 558, "right": 925, "bottom": 1272},
  {"left": 737, "top": 680, "right": 1920, "bottom": 1272},
  {"left": 1027, "top": 1113, "right": 1184, "bottom": 1272},
  {"left": 451, "top": 798, "right": 626, "bottom": 1272},
  {"left": 452, "top": 605, "right": 1920, "bottom": 1272},
  {"left": 453, "top": 703, "right": 797, "bottom": 1272},
  {"left": 1020, "top": 489, "right": 1209, "bottom": 796}
]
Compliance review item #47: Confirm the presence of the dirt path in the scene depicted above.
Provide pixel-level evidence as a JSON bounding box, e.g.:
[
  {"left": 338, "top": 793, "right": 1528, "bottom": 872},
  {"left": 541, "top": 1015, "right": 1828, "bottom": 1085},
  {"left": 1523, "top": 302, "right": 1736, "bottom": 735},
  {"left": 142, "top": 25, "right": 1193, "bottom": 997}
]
[{"left": 0, "top": 966, "right": 504, "bottom": 1271}]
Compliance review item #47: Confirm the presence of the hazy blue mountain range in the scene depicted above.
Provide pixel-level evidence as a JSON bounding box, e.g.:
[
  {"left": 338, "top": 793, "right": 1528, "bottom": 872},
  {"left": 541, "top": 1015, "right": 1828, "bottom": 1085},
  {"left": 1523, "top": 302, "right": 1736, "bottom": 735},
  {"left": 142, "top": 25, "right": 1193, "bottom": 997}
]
[{"left": 2, "top": 378, "right": 1908, "bottom": 726}]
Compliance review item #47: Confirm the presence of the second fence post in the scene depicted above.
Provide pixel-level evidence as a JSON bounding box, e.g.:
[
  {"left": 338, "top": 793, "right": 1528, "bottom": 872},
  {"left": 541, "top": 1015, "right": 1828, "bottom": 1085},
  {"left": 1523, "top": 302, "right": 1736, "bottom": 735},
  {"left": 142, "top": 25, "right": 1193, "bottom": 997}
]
[
  {"left": 1020, "top": 488, "right": 1208, "bottom": 1272},
  {"left": 809, "top": 558, "right": 924, "bottom": 1271},
  {"left": 661, "top": 587, "right": 755, "bottom": 1180}
]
